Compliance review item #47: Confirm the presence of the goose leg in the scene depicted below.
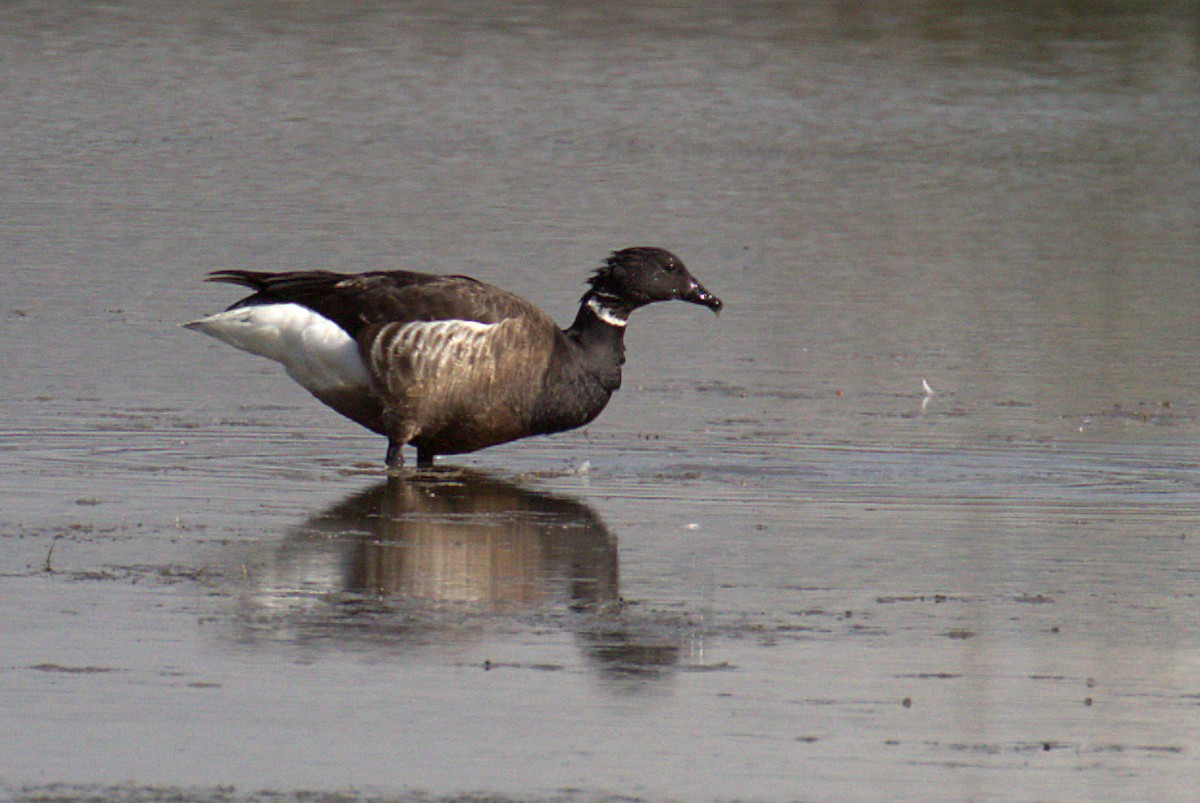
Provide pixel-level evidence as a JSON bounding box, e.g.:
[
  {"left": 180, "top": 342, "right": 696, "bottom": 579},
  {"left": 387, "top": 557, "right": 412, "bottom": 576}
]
[
  {"left": 383, "top": 415, "right": 417, "bottom": 471},
  {"left": 416, "top": 448, "right": 435, "bottom": 469},
  {"left": 385, "top": 438, "right": 404, "bottom": 469}
]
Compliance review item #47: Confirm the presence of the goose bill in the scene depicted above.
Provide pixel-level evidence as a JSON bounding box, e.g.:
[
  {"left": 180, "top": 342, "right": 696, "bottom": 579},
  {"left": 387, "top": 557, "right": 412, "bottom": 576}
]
[{"left": 683, "top": 280, "right": 723, "bottom": 314}]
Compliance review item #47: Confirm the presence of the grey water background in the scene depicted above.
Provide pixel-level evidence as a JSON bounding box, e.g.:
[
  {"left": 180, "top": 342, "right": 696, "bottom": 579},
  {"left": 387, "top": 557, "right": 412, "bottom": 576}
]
[{"left": 2, "top": 1, "right": 1199, "bottom": 800}]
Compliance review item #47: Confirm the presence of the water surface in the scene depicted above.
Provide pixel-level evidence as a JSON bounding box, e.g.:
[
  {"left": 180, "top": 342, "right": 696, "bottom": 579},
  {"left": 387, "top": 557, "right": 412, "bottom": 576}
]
[{"left": 2, "top": 2, "right": 1199, "bottom": 801}]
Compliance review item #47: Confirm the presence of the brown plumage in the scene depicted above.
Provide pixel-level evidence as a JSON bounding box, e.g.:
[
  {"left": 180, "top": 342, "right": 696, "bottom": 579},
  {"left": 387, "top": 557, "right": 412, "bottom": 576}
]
[{"left": 185, "top": 247, "right": 722, "bottom": 468}]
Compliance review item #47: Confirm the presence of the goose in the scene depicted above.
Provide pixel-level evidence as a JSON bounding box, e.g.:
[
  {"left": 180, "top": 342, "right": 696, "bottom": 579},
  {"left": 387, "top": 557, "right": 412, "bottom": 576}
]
[{"left": 185, "top": 247, "right": 722, "bottom": 468}]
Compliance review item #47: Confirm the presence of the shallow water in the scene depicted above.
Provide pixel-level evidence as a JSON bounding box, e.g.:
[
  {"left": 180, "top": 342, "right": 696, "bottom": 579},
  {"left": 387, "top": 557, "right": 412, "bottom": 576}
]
[{"left": 2, "top": 2, "right": 1200, "bottom": 801}]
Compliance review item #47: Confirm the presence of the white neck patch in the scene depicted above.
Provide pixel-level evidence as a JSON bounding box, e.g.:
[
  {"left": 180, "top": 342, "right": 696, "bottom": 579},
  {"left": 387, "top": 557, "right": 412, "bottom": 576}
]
[{"left": 587, "top": 296, "right": 628, "bottom": 328}]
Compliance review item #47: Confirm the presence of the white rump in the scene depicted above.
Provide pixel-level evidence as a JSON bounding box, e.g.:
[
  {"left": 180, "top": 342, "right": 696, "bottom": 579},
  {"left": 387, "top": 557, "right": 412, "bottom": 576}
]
[{"left": 184, "top": 303, "right": 370, "bottom": 393}]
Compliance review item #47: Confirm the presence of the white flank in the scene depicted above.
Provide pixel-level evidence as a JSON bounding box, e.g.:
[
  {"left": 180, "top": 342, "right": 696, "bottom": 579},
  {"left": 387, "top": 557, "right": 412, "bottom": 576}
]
[
  {"left": 587, "top": 297, "right": 627, "bottom": 328},
  {"left": 184, "top": 303, "right": 370, "bottom": 393}
]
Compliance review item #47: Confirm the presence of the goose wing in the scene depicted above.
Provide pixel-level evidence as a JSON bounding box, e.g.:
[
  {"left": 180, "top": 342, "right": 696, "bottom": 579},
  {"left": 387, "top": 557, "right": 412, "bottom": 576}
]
[{"left": 207, "top": 269, "right": 545, "bottom": 337}]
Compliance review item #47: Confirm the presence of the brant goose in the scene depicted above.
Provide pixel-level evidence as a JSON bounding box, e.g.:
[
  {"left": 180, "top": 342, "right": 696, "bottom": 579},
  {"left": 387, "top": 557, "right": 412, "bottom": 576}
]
[{"left": 185, "top": 247, "right": 722, "bottom": 468}]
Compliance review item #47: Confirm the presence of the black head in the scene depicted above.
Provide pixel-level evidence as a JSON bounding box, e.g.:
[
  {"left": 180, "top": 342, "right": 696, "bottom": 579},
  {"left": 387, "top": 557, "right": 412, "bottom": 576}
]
[{"left": 585, "top": 247, "right": 722, "bottom": 316}]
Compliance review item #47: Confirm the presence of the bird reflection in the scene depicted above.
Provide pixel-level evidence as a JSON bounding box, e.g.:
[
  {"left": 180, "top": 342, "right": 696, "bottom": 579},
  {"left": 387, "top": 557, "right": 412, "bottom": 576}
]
[
  {"left": 234, "top": 469, "right": 682, "bottom": 679},
  {"left": 272, "top": 468, "right": 618, "bottom": 610}
]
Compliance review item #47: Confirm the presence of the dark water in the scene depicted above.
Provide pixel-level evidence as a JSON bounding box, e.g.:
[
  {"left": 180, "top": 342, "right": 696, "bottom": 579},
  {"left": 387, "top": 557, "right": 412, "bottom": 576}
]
[{"left": 2, "top": 2, "right": 1199, "bottom": 801}]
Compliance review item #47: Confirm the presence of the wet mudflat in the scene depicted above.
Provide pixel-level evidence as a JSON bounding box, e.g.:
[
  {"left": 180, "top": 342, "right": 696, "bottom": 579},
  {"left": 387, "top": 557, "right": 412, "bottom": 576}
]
[{"left": 3, "top": 2, "right": 1200, "bottom": 801}]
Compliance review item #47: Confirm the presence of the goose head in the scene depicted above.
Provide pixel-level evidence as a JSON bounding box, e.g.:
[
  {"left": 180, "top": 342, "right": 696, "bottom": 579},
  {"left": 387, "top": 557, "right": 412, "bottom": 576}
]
[{"left": 586, "top": 247, "right": 723, "bottom": 317}]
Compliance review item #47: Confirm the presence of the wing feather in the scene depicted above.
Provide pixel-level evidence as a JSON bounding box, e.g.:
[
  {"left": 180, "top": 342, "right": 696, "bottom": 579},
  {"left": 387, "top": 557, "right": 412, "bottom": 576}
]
[{"left": 207, "top": 269, "right": 556, "bottom": 337}]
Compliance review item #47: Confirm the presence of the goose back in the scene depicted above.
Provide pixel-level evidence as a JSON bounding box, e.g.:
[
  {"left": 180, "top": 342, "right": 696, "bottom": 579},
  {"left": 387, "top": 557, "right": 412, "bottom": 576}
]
[{"left": 212, "top": 269, "right": 539, "bottom": 333}]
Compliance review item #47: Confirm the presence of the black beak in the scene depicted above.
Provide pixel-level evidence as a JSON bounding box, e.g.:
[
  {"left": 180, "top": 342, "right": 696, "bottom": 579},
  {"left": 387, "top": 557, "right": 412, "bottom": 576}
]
[{"left": 683, "top": 278, "right": 723, "bottom": 314}]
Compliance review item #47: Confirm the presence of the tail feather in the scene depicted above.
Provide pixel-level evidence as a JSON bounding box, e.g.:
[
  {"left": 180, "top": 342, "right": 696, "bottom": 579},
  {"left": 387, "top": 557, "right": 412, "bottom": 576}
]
[
  {"left": 206, "top": 269, "right": 347, "bottom": 297},
  {"left": 205, "top": 269, "right": 278, "bottom": 291}
]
